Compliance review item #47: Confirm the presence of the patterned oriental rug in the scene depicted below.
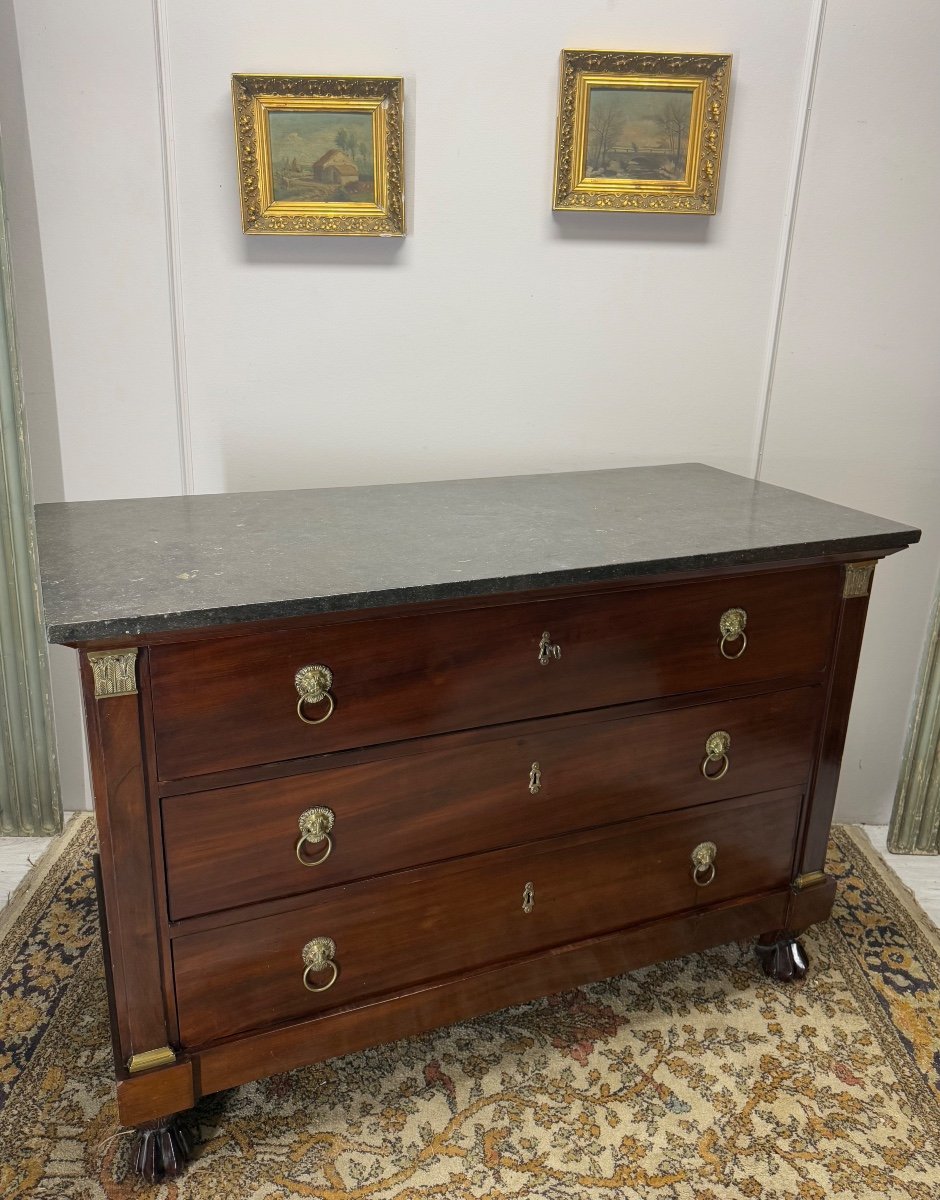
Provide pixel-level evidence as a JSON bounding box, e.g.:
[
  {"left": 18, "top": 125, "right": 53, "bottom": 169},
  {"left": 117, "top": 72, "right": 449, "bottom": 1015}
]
[{"left": 1, "top": 817, "right": 938, "bottom": 1199}]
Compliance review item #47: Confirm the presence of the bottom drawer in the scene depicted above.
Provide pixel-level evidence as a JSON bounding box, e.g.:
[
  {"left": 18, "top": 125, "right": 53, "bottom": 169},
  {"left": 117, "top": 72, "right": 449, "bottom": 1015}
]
[{"left": 173, "top": 788, "right": 802, "bottom": 1047}]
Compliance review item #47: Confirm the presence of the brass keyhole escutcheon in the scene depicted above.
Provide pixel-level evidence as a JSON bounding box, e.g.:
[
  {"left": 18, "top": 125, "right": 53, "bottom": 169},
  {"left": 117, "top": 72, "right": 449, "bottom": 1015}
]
[
  {"left": 691, "top": 841, "right": 717, "bottom": 886},
  {"left": 701, "top": 730, "right": 731, "bottom": 780},
  {"left": 295, "top": 664, "right": 336, "bottom": 725},
  {"left": 529, "top": 762, "right": 542, "bottom": 794},
  {"left": 718, "top": 608, "right": 747, "bottom": 660},
  {"left": 522, "top": 882, "right": 535, "bottom": 913},
  {"left": 538, "top": 631, "right": 561, "bottom": 666}
]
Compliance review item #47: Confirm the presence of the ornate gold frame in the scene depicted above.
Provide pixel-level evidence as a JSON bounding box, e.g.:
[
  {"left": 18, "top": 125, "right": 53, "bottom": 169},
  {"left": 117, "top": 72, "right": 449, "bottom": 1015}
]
[
  {"left": 553, "top": 50, "right": 731, "bottom": 215},
  {"left": 232, "top": 74, "right": 404, "bottom": 236}
]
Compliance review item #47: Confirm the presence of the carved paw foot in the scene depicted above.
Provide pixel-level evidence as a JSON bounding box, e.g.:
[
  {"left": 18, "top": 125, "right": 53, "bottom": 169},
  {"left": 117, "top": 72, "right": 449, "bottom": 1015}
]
[
  {"left": 133, "top": 1114, "right": 191, "bottom": 1182},
  {"left": 755, "top": 934, "right": 809, "bottom": 982}
]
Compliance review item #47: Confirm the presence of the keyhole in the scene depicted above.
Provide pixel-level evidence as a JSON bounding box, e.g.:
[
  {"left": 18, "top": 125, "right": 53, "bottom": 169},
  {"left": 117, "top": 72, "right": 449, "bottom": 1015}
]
[
  {"left": 538, "top": 632, "right": 561, "bottom": 666},
  {"left": 522, "top": 882, "right": 535, "bottom": 914},
  {"left": 529, "top": 762, "right": 542, "bottom": 794}
]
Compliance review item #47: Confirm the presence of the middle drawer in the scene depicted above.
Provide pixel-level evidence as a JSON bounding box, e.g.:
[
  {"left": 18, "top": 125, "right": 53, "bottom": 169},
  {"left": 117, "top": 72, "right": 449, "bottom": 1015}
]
[{"left": 163, "top": 686, "right": 821, "bottom": 921}]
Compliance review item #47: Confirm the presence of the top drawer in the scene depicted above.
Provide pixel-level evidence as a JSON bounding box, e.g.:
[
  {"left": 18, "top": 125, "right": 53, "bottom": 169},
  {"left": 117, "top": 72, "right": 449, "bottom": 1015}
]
[{"left": 150, "top": 565, "right": 840, "bottom": 779}]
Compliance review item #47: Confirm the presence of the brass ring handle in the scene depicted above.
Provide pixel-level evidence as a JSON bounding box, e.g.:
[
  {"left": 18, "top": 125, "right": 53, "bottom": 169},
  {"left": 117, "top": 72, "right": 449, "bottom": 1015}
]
[
  {"left": 719, "top": 630, "right": 747, "bottom": 660},
  {"left": 296, "top": 807, "right": 335, "bottom": 867},
  {"left": 295, "top": 831, "right": 333, "bottom": 866},
  {"left": 691, "top": 841, "right": 717, "bottom": 887},
  {"left": 295, "top": 664, "right": 335, "bottom": 725},
  {"left": 296, "top": 691, "right": 335, "bottom": 725},
  {"left": 718, "top": 608, "right": 747, "bottom": 659},
  {"left": 701, "top": 753, "right": 730, "bottom": 780},
  {"left": 302, "top": 937, "right": 338, "bottom": 993},
  {"left": 303, "top": 960, "right": 339, "bottom": 993},
  {"left": 701, "top": 730, "right": 731, "bottom": 780}
]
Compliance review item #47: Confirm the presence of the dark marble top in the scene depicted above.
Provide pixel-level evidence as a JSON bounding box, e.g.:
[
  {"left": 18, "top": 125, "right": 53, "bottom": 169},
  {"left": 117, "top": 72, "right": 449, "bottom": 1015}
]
[{"left": 35, "top": 464, "right": 920, "bottom": 644}]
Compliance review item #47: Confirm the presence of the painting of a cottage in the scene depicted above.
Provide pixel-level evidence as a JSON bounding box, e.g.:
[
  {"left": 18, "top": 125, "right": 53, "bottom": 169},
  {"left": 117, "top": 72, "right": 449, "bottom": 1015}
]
[
  {"left": 312, "top": 148, "right": 359, "bottom": 186},
  {"left": 268, "top": 109, "right": 375, "bottom": 203}
]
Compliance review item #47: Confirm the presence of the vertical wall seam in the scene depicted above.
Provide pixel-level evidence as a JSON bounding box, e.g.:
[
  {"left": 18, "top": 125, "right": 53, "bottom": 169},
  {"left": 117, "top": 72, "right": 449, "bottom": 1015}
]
[
  {"left": 152, "top": 0, "right": 194, "bottom": 496},
  {"left": 751, "top": 0, "right": 828, "bottom": 481}
]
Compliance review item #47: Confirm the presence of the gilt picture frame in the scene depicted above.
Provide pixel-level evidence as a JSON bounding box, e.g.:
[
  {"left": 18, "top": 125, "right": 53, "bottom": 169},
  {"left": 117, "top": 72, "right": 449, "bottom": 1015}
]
[
  {"left": 553, "top": 50, "right": 731, "bottom": 215},
  {"left": 232, "top": 74, "right": 405, "bottom": 236}
]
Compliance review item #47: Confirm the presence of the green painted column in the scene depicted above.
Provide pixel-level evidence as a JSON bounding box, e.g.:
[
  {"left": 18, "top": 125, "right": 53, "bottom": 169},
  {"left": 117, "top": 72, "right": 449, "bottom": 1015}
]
[
  {"left": 0, "top": 156, "right": 61, "bottom": 835},
  {"left": 888, "top": 588, "right": 940, "bottom": 854}
]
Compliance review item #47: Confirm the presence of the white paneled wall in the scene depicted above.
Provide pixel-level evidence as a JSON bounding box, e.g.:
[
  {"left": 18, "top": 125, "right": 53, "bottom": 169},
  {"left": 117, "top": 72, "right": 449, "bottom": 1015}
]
[
  {"left": 2, "top": 1, "right": 938, "bottom": 819},
  {"left": 758, "top": 2, "right": 940, "bottom": 822},
  {"left": 165, "top": 1, "right": 812, "bottom": 493}
]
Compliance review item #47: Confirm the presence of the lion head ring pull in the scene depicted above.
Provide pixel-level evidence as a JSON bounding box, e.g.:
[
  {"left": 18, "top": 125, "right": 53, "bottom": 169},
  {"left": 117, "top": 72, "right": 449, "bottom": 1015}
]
[
  {"left": 295, "top": 664, "right": 335, "bottom": 725},
  {"left": 302, "top": 936, "right": 338, "bottom": 993},
  {"left": 691, "top": 841, "right": 717, "bottom": 887},
  {"left": 701, "top": 730, "right": 731, "bottom": 780},
  {"left": 719, "top": 608, "right": 747, "bottom": 659},
  {"left": 296, "top": 806, "right": 335, "bottom": 867}
]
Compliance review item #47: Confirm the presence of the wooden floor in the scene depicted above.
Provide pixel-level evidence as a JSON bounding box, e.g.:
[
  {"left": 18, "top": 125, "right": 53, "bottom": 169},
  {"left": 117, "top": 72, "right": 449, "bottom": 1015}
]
[{"left": 1, "top": 820, "right": 938, "bottom": 925}]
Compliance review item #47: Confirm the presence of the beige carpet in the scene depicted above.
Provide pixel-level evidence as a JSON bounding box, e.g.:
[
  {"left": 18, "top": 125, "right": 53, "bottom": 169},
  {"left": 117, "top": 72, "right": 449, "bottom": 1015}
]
[{"left": 1, "top": 815, "right": 939, "bottom": 1198}]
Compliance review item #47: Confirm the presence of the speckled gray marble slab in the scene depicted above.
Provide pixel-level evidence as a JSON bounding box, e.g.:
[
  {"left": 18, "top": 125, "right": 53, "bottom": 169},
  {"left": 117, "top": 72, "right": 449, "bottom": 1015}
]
[{"left": 35, "top": 464, "right": 920, "bottom": 644}]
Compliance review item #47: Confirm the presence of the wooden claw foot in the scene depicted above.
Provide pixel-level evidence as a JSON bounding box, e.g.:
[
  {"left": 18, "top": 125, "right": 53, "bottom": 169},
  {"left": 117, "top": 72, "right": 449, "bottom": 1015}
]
[
  {"left": 133, "top": 1114, "right": 191, "bottom": 1183},
  {"left": 756, "top": 933, "right": 809, "bottom": 982}
]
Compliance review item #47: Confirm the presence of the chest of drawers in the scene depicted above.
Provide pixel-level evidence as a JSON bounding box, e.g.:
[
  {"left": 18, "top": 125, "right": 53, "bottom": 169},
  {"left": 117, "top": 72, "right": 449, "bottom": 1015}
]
[{"left": 35, "top": 464, "right": 919, "bottom": 1180}]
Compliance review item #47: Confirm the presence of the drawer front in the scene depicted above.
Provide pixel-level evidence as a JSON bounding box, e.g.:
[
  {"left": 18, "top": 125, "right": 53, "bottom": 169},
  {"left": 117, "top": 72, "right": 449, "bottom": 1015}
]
[
  {"left": 164, "top": 687, "right": 821, "bottom": 920},
  {"left": 151, "top": 566, "right": 840, "bottom": 779},
  {"left": 173, "top": 789, "right": 802, "bottom": 1046}
]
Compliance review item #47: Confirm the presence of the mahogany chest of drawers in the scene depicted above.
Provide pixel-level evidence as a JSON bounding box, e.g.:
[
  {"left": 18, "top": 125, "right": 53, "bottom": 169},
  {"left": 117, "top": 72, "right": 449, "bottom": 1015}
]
[{"left": 35, "top": 464, "right": 919, "bottom": 1179}]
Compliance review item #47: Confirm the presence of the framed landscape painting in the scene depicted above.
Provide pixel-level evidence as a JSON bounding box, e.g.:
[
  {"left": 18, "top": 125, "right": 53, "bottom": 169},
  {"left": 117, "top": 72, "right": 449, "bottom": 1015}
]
[
  {"left": 553, "top": 50, "right": 731, "bottom": 215},
  {"left": 232, "top": 74, "right": 404, "bottom": 235}
]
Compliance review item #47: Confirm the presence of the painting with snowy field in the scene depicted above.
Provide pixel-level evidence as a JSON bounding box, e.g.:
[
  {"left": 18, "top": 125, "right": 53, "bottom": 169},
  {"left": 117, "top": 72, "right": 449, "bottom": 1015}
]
[
  {"left": 585, "top": 86, "right": 694, "bottom": 182},
  {"left": 268, "top": 110, "right": 375, "bottom": 204}
]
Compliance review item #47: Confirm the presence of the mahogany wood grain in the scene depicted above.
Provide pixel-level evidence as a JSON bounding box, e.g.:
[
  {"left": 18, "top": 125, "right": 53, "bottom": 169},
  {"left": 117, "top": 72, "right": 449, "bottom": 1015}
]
[
  {"left": 195, "top": 887, "right": 790, "bottom": 1096},
  {"left": 92, "top": 852, "right": 122, "bottom": 1075},
  {"left": 172, "top": 789, "right": 802, "bottom": 1046},
  {"left": 786, "top": 874, "right": 838, "bottom": 932},
  {"left": 150, "top": 566, "right": 841, "bottom": 779},
  {"left": 796, "top": 573, "right": 872, "bottom": 876},
  {"left": 163, "top": 687, "right": 821, "bottom": 920},
  {"left": 115, "top": 1061, "right": 195, "bottom": 1128},
  {"left": 79, "top": 652, "right": 170, "bottom": 1068},
  {"left": 155, "top": 674, "right": 825, "bottom": 799},
  {"left": 137, "top": 652, "right": 180, "bottom": 1047},
  {"left": 94, "top": 851, "right": 196, "bottom": 1126}
]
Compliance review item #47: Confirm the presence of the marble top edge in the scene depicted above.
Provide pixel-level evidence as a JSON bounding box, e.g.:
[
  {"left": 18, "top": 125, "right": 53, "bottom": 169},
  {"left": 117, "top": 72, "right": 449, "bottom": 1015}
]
[
  {"left": 35, "top": 464, "right": 921, "bottom": 645},
  {"left": 42, "top": 537, "right": 918, "bottom": 646}
]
